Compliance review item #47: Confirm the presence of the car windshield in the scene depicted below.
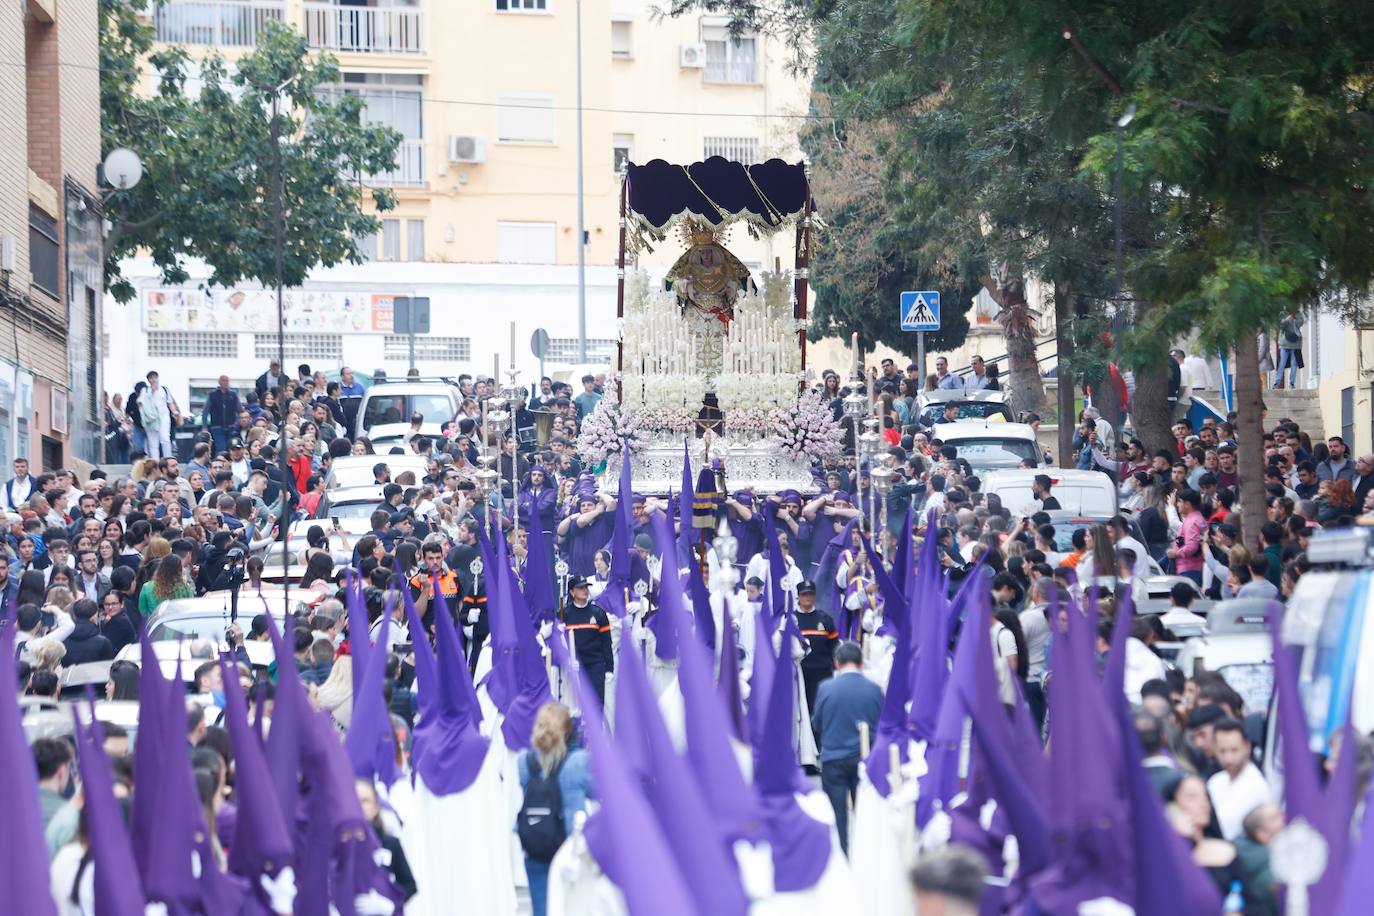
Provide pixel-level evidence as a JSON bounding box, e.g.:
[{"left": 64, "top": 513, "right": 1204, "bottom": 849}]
[
  {"left": 150, "top": 615, "right": 229, "bottom": 642},
  {"left": 328, "top": 464, "right": 379, "bottom": 489},
  {"left": 329, "top": 500, "right": 381, "bottom": 520},
  {"left": 364, "top": 393, "right": 453, "bottom": 428},
  {"left": 921, "top": 402, "right": 1011, "bottom": 425},
  {"left": 949, "top": 437, "right": 1037, "bottom": 468},
  {"left": 1047, "top": 519, "right": 1103, "bottom": 552}
]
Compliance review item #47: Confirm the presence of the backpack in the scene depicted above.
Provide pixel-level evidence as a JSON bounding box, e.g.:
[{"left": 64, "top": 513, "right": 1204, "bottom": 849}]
[{"left": 517, "top": 750, "right": 567, "bottom": 862}]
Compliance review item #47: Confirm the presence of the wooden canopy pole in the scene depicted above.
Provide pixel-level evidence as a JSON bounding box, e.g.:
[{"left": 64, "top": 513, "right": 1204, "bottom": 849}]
[
  {"left": 794, "top": 164, "right": 813, "bottom": 385},
  {"left": 615, "top": 170, "right": 628, "bottom": 403}
]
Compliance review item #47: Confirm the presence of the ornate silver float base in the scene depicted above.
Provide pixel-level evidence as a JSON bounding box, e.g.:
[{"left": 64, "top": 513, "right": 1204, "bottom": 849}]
[{"left": 604, "top": 438, "right": 816, "bottom": 496}]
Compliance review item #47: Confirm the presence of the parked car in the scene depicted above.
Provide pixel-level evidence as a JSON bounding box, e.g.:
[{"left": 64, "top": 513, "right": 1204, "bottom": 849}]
[
  {"left": 1172, "top": 598, "right": 1276, "bottom": 715},
  {"left": 935, "top": 421, "right": 1045, "bottom": 472},
  {"left": 914, "top": 389, "right": 1014, "bottom": 428},
  {"left": 981, "top": 468, "right": 1118, "bottom": 518},
  {"left": 323, "top": 454, "right": 429, "bottom": 490}
]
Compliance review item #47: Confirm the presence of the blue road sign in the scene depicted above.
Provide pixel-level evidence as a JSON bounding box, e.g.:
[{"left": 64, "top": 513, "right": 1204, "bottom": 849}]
[{"left": 900, "top": 290, "right": 941, "bottom": 331}]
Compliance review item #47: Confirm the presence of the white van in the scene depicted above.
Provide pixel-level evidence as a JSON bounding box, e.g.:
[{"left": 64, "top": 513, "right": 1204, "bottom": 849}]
[
  {"left": 933, "top": 422, "right": 1045, "bottom": 473},
  {"left": 979, "top": 468, "right": 1119, "bottom": 518}
]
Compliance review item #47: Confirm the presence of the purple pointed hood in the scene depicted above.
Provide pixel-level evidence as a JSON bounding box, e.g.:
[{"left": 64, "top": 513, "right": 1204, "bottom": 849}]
[
  {"left": 1029, "top": 591, "right": 1134, "bottom": 912},
  {"left": 142, "top": 652, "right": 251, "bottom": 911},
  {"left": 264, "top": 610, "right": 309, "bottom": 829},
  {"left": 677, "top": 603, "right": 759, "bottom": 841},
  {"left": 72, "top": 701, "right": 148, "bottom": 916},
  {"left": 613, "top": 617, "right": 652, "bottom": 779},
  {"left": 957, "top": 589, "right": 1051, "bottom": 879},
  {"left": 576, "top": 672, "right": 696, "bottom": 916},
  {"left": 920, "top": 582, "right": 989, "bottom": 825},
  {"left": 676, "top": 441, "right": 697, "bottom": 568},
  {"left": 761, "top": 510, "right": 789, "bottom": 621},
  {"left": 716, "top": 598, "right": 747, "bottom": 742},
  {"left": 476, "top": 532, "right": 516, "bottom": 711},
  {"left": 1336, "top": 775, "right": 1374, "bottom": 915},
  {"left": 403, "top": 579, "right": 490, "bottom": 794},
  {"left": 614, "top": 619, "right": 750, "bottom": 914},
  {"left": 300, "top": 708, "right": 404, "bottom": 915},
  {"left": 747, "top": 603, "right": 777, "bottom": 748},
  {"left": 343, "top": 570, "right": 372, "bottom": 701},
  {"left": 647, "top": 511, "right": 683, "bottom": 661},
  {"left": 864, "top": 511, "right": 927, "bottom": 796},
  {"left": 129, "top": 621, "right": 166, "bottom": 881},
  {"left": 751, "top": 622, "right": 830, "bottom": 891},
  {"left": 219, "top": 654, "right": 295, "bottom": 882},
  {"left": 1105, "top": 652, "right": 1222, "bottom": 915},
  {"left": 0, "top": 608, "right": 58, "bottom": 916},
  {"left": 497, "top": 537, "right": 554, "bottom": 750},
  {"left": 523, "top": 502, "right": 559, "bottom": 623},
  {"left": 344, "top": 605, "right": 399, "bottom": 785}
]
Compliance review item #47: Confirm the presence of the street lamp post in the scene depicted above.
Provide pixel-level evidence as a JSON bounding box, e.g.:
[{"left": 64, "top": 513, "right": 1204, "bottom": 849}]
[
  {"left": 1112, "top": 104, "right": 1136, "bottom": 340},
  {"left": 269, "top": 77, "right": 295, "bottom": 609}
]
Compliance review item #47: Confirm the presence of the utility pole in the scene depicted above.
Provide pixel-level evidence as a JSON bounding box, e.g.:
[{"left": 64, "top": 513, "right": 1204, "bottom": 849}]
[
  {"left": 270, "top": 78, "right": 294, "bottom": 609},
  {"left": 575, "top": 0, "right": 588, "bottom": 362}
]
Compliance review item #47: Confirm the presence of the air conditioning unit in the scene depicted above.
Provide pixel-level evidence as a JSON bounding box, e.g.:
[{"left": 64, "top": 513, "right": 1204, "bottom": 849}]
[
  {"left": 680, "top": 43, "right": 707, "bottom": 68},
  {"left": 448, "top": 134, "right": 486, "bottom": 164}
]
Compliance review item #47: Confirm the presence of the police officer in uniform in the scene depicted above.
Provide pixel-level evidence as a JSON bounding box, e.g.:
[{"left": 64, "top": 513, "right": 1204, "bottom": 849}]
[
  {"left": 562, "top": 575, "right": 613, "bottom": 709},
  {"left": 795, "top": 579, "right": 839, "bottom": 713},
  {"left": 410, "top": 538, "right": 460, "bottom": 632}
]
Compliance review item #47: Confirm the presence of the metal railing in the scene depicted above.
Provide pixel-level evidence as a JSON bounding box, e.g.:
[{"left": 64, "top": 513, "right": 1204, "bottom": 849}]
[
  {"left": 304, "top": 3, "right": 425, "bottom": 54},
  {"left": 155, "top": 1, "right": 284, "bottom": 47},
  {"left": 362, "top": 138, "right": 426, "bottom": 187}
]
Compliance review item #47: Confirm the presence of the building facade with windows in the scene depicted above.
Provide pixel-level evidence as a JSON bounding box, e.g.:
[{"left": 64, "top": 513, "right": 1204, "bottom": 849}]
[
  {"left": 1, "top": 0, "right": 104, "bottom": 472},
  {"left": 105, "top": 0, "right": 811, "bottom": 406}
]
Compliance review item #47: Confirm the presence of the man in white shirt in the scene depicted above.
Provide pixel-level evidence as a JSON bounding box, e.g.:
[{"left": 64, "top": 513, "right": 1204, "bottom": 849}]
[
  {"left": 743, "top": 533, "right": 802, "bottom": 605},
  {"left": 965, "top": 354, "right": 994, "bottom": 392},
  {"left": 4, "top": 457, "right": 33, "bottom": 510},
  {"left": 1179, "top": 350, "right": 1215, "bottom": 391},
  {"left": 1206, "top": 719, "right": 1271, "bottom": 841}
]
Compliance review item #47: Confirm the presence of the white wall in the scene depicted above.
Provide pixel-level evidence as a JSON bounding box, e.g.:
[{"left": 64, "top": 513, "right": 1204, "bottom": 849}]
[{"left": 104, "top": 257, "right": 621, "bottom": 407}]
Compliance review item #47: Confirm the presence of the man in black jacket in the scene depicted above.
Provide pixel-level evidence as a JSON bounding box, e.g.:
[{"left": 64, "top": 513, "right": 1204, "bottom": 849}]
[
  {"left": 203, "top": 376, "right": 243, "bottom": 454},
  {"left": 62, "top": 598, "right": 114, "bottom": 666}
]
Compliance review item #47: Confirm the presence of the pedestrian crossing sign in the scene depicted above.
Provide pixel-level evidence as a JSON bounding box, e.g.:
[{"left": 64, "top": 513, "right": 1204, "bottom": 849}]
[{"left": 900, "top": 290, "right": 941, "bottom": 331}]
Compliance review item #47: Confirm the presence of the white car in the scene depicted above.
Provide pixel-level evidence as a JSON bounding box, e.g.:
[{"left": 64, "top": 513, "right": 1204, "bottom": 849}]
[
  {"left": 981, "top": 468, "right": 1119, "bottom": 518},
  {"left": 931, "top": 421, "right": 1045, "bottom": 472},
  {"left": 1173, "top": 599, "right": 1275, "bottom": 715},
  {"left": 324, "top": 454, "right": 430, "bottom": 490},
  {"left": 914, "top": 389, "right": 1014, "bottom": 428}
]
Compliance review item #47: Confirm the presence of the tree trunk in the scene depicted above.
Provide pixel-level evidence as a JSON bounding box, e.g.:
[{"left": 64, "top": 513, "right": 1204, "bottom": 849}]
[
  {"left": 1130, "top": 300, "right": 1174, "bottom": 455},
  {"left": 1233, "top": 329, "right": 1265, "bottom": 549},
  {"left": 1054, "top": 281, "right": 1076, "bottom": 466},
  {"left": 995, "top": 277, "right": 1049, "bottom": 419}
]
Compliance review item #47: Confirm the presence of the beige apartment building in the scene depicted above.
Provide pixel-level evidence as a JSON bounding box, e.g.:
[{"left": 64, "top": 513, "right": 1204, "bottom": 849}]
[
  {"left": 0, "top": 0, "right": 104, "bottom": 471},
  {"left": 150, "top": 0, "right": 808, "bottom": 267},
  {"left": 110, "top": 0, "right": 812, "bottom": 407}
]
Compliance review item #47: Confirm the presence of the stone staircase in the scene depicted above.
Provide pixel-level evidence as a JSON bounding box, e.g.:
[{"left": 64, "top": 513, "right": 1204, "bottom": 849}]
[{"left": 1261, "top": 387, "right": 1325, "bottom": 436}]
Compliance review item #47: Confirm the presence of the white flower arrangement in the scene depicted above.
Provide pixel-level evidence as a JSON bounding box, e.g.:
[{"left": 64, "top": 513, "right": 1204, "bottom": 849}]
[
  {"left": 577, "top": 401, "right": 646, "bottom": 468},
  {"left": 767, "top": 390, "right": 844, "bottom": 464}
]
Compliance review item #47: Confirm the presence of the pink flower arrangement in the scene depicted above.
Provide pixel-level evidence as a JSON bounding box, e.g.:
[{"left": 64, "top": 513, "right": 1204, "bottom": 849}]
[
  {"left": 577, "top": 402, "right": 645, "bottom": 466},
  {"left": 768, "top": 391, "right": 844, "bottom": 463}
]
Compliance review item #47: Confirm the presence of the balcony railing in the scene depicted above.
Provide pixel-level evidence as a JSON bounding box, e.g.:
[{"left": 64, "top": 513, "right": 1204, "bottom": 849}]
[
  {"left": 363, "top": 138, "right": 426, "bottom": 187},
  {"left": 155, "top": 1, "right": 284, "bottom": 47},
  {"left": 305, "top": 3, "right": 425, "bottom": 55}
]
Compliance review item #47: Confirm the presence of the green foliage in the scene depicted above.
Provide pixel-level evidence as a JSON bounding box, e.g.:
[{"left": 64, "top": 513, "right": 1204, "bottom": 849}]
[
  {"left": 677, "top": 0, "right": 1374, "bottom": 373},
  {"left": 100, "top": 1, "right": 400, "bottom": 303}
]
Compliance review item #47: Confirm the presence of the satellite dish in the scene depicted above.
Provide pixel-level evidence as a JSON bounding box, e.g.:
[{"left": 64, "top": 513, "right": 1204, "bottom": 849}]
[{"left": 103, "top": 148, "right": 143, "bottom": 190}]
